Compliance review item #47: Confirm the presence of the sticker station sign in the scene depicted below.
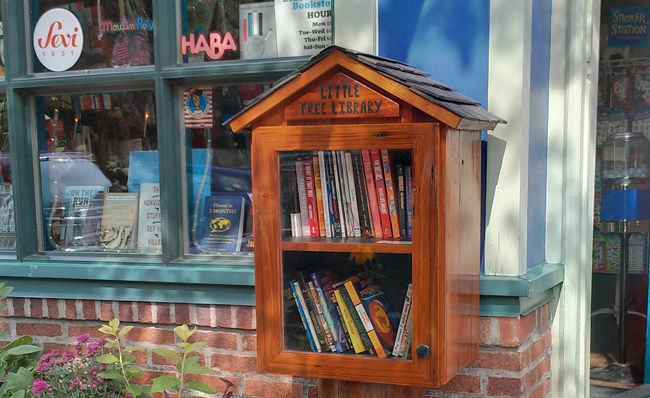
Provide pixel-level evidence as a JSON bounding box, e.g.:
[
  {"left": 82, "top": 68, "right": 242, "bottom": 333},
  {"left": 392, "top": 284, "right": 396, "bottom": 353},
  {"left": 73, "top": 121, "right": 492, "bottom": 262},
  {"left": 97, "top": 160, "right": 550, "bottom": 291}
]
[{"left": 285, "top": 73, "right": 399, "bottom": 120}]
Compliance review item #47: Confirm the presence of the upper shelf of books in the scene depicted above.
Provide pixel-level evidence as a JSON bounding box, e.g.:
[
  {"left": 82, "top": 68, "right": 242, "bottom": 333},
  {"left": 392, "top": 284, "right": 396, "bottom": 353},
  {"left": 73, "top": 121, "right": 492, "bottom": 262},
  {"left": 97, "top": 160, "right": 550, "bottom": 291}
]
[{"left": 280, "top": 149, "right": 412, "bottom": 253}]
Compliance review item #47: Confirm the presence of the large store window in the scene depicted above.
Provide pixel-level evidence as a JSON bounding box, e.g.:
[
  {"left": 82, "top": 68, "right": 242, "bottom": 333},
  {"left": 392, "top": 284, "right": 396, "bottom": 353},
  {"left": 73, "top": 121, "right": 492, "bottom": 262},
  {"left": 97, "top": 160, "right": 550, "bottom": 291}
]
[
  {"left": 0, "top": 96, "right": 13, "bottom": 252},
  {"left": 38, "top": 90, "right": 158, "bottom": 253}
]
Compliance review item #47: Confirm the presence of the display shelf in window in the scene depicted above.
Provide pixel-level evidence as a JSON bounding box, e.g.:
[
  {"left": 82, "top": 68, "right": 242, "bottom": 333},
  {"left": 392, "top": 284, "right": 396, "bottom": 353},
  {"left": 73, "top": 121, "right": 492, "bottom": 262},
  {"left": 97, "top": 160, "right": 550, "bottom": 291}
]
[{"left": 227, "top": 46, "right": 506, "bottom": 389}]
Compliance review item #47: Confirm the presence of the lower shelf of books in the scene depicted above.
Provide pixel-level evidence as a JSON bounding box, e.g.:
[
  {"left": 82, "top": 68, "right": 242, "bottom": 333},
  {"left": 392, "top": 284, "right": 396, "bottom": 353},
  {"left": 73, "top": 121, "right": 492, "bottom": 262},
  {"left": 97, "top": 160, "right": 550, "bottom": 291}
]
[{"left": 283, "top": 250, "right": 414, "bottom": 359}]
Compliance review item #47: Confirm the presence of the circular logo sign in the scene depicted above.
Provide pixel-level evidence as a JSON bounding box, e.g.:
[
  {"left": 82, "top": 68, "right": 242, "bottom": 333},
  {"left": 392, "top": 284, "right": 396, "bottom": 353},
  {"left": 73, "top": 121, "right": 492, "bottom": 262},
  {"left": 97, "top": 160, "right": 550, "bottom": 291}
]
[{"left": 33, "top": 8, "right": 83, "bottom": 72}]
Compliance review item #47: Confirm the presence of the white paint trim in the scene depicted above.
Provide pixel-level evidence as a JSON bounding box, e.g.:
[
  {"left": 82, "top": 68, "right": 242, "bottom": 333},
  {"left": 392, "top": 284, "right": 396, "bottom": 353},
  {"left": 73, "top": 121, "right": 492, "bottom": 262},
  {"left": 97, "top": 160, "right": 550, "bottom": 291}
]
[
  {"left": 486, "top": 0, "right": 533, "bottom": 276},
  {"left": 333, "top": 0, "right": 377, "bottom": 55},
  {"left": 547, "top": 0, "right": 599, "bottom": 396}
]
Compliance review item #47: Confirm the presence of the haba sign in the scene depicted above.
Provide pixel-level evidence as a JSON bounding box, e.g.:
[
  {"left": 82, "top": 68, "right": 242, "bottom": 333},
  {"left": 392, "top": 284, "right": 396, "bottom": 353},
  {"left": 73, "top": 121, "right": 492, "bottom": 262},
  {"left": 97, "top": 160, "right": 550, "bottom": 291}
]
[
  {"left": 33, "top": 8, "right": 84, "bottom": 71},
  {"left": 285, "top": 73, "right": 399, "bottom": 120},
  {"left": 181, "top": 32, "right": 237, "bottom": 60}
]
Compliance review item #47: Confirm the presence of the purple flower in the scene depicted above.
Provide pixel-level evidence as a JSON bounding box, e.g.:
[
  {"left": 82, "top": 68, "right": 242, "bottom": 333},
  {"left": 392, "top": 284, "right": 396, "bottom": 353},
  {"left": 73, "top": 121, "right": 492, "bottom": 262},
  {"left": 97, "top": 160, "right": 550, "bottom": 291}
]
[
  {"left": 32, "top": 379, "right": 51, "bottom": 395},
  {"left": 89, "top": 367, "right": 98, "bottom": 377},
  {"left": 76, "top": 333, "right": 90, "bottom": 343},
  {"left": 87, "top": 341, "right": 100, "bottom": 355},
  {"left": 36, "top": 362, "right": 49, "bottom": 374},
  {"left": 61, "top": 351, "right": 76, "bottom": 361},
  {"left": 90, "top": 381, "right": 98, "bottom": 389}
]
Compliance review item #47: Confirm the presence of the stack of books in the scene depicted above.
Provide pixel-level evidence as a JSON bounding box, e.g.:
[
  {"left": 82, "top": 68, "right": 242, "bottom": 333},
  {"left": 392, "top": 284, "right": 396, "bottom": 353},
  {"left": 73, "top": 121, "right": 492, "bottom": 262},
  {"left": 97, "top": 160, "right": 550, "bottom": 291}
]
[
  {"left": 288, "top": 269, "right": 412, "bottom": 359},
  {"left": 283, "top": 150, "right": 413, "bottom": 240}
]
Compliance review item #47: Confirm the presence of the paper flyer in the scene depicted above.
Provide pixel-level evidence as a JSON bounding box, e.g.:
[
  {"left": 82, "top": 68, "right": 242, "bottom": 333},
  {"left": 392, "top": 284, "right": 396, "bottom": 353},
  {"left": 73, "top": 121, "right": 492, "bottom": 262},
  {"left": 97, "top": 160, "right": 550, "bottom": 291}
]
[
  {"left": 239, "top": 3, "right": 278, "bottom": 59},
  {"left": 274, "top": 0, "right": 332, "bottom": 57}
]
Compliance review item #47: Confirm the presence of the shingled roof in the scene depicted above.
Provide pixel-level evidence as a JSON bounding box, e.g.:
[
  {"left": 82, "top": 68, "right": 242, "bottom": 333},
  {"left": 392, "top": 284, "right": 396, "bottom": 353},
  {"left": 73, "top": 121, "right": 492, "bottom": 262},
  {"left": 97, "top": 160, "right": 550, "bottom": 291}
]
[{"left": 227, "top": 45, "right": 506, "bottom": 131}]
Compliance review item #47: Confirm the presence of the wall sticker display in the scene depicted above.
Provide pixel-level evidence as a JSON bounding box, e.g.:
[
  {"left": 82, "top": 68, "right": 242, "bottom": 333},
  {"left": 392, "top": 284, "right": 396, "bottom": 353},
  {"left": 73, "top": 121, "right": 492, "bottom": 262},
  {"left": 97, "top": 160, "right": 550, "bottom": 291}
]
[
  {"left": 37, "top": 90, "right": 160, "bottom": 253},
  {"left": 32, "top": 0, "right": 154, "bottom": 72}
]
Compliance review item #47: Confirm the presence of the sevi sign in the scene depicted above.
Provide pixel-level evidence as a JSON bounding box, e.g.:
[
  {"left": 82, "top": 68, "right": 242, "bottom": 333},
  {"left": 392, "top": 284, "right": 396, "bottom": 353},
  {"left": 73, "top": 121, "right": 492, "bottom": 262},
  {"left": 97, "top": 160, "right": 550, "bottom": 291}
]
[{"left": 33, "top": 8, "right": 84, "bottom": 72}]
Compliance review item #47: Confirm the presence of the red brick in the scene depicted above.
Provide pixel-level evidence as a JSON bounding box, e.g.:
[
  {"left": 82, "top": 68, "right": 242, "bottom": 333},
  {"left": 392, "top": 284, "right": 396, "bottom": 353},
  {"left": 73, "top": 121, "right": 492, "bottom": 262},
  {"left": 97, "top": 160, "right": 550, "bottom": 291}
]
[
  {"left": 13, "top": 298, "right": 26, "bottom": 317},
  {"left": 123, "top": 326, "right": 175, "bottom": 345},
  {"left": 531, "top": 336, "right": 545, "bottom": 362},
  {"left": 42, "top": 342, "right": 77, "bottom": 354},
  {"left": 244, "top": 379, "right": 302, "bottom": 398},
  {"left": 185, "top": 374, "right": 239, "bottom": 396},
  {"left": 157, "top": 303, "right": 171, "bottom": 324},
  {"left": 308, "top": 385, "right": 318, "bottom": 398},
  {"left": 151, "top": 347, "right": 183, "bottom": 366},
  {"left": 176, "top": 304, "right": 191, "bottom": 325},
  {"left": 119, "top": 302, "right": 134, "bottom": 322},
  {"left": 436, "top": 374, "right": 480, "bottom": 394},
  {"left": 215, "top": 305, "right": 232, "bottom": 328},
  {"left": 137, "top": 302, "right": 154, "bottom": 324},
  {"left": 82, "top": 300, "right": 96, "bottom": 320},
  {"left": 0, "top": 323, "right": 9, "bottom": 335},
  {"left": 17, "top": 322, "right": 62, "bottom": 337},
  {"left": 528, "top": 381, "right": 545, "bottom": 398},
  {"left": 235, "top": 306, "right": 254, "bottom": 330},
  {"left": 212, "top": 353, "right": 259, "bottom": 374},
  {"left": 195, "top": 305, "right": 211, "bottom": 327},
  {"left": 47, "top": 299, "right": 60, "bottom": 319},
  {"left": 65, "top": 300, "right": 77, "bottom": 319},
  {"left": 243, "top": 334, "right": 257, "bottom": 351},
  {"left": 133, "top": 348, "right": 148, "bottom": 365},
  {"left": 479, "top": 316, "right": 495, "bottom": 346},
  {"left": 132, "top": 369, "right": 167, "bottom": 386},
  {"left": 540, "top": 304, "right": 549, "bottom": 330},
  {"left": 499, "top": 313, "right": 536, "bottom": 348},
  {"left": 544, "top": 329, "right": 552, "bottom": 350},
  {"left": 469, "top": 349, "right": 528, "bottom": 372},
  {"left": 0, "top": 299, "right": 9, "bottom": 317},
  {"left": 487, "top": 377, "right": 524, "bottom": 397},
  {"left": 31, "top": 299, "right": 44, "bottom": 318},
  {"left": 68, "top": 324, "right": 105, "bottom": 339},
  {"left": 100, "top": 301, "right": 115, "bottom": 321},
  {"left": 191, "top": 330, "right": 238, "bottom": 350}
]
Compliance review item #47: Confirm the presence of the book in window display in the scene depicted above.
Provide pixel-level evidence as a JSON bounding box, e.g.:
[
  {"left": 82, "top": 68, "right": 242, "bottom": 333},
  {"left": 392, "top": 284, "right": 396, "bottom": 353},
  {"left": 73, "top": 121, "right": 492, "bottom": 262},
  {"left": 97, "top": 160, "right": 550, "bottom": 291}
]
[
  {"left": 197, "top": 196, "right": 245, "bottom": 252},
  {"left": 136, "top": 183, "right": 161, "bottom": 251},
  {"left": 99, "top": 192, "right": 139, "bottom": 250},
  {"left": 0, "top": 185, "right": 15, "bottom": 251}
]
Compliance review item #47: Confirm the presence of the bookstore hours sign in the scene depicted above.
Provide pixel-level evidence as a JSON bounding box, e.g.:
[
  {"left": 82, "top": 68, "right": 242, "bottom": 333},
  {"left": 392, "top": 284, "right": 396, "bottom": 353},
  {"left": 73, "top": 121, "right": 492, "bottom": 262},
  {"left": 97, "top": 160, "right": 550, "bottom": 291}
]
[{"left": 285, "top": 73, "right": 399, "bottom": 120}]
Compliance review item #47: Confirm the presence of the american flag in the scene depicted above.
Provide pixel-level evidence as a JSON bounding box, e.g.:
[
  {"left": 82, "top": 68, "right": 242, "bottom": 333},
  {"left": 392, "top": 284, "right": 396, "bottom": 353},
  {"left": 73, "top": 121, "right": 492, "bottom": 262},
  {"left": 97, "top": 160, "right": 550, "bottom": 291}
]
[{"left": 183, "top": 87, "right": 213, "bottom": 129}]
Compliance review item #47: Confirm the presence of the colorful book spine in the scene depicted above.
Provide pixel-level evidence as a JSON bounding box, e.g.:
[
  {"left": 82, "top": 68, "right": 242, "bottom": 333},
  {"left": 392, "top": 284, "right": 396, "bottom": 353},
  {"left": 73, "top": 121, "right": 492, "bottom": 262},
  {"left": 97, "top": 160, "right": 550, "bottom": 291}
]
[
  {"left": 311, "top": 273, "right": 344, "bottom": 352},
  {"left": 381, "top": 150, "right": 400, "bottom": 238},
  {"left": 392, "top": 283, "right": 413, "bottom": 356},
  {"left": 329, "top": 290, "right": 353, "bottom": 350},
  {"left": 351, "top": 151, "right": 373, "bottom": 237},
  {"left": 326, "top": 152, "right": 342, "bottom": 237},
  {"left": 318, "top": 151, "right": 333, "bottom": 237},
  {"left": 398, "top": 301, "right": 414, "bottom": 358},
  {"left": 405, "top": 165, "right": 413, "bottom": 238},
  {"left": 299, "top": 272, "right": 329, "bottom": 351},
  {"left": 353, "top": 277, "right": 398, "bottom": 351},
  {"left": 303, "top": 159, "right": 320, "bottom": 237},
  {"left": 332, "top": 151, "right": 347, "bottom": 237},
  {"left": 289, "top": 280, "right": 320, "bottom": 352},
  {"left": 361, "top": 150, "right": 383, "bottom": 238},
  {"left": 336, "top": 151, "right": 352, "bottom": 237},
  {"left": 344, "top": 151, "right": 362, "bottom": 237},
  {"left": 334, "top": 288, "right": 368, "bottom": 354},
  {"left": 295, "top": 160, "right": 311, "bottom": 236},
  {"left": 308, "top": 280, "right": 337, "bottom": 352},
  {"left": 312, "top": 155, "right": 327, "bottom": 237},
  {"left": 396, "top": 161, "right": 407, "bottom": 237},
  {"left": 344, "top": 280, "right": 387, "bottom": 358},
  {"left": 370, "top": 149, "right": 393, "bottom": 238}
]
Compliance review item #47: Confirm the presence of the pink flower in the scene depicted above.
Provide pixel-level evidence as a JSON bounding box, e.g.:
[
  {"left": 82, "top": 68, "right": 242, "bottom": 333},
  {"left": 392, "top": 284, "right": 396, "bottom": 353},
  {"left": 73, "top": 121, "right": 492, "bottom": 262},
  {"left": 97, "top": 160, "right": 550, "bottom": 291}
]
[
  {"left": 89, "top": 367, "right": 98, "bottom": 377},
  {"left": 76, "top": 333, "right": 90, "bottom": 343},
  {"left": 32, "top": 379, "right": 51, "bottom": 394},
  {"left": 36, "top": 362, "right": 49, "bottom": 374},
  {"left": 90, "top": 381, "right": 98, "bottom": 389},
  {"left": 61, "top": 351, "right": 76, "bottom": 361}
]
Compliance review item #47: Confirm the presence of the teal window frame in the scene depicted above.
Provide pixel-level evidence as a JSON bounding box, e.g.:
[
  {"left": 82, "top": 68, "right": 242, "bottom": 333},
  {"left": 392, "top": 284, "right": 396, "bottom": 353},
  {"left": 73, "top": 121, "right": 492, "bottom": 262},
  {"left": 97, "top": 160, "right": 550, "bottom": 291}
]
[{"left": 0, "top": 0, "right": 310, "bottom": 305}]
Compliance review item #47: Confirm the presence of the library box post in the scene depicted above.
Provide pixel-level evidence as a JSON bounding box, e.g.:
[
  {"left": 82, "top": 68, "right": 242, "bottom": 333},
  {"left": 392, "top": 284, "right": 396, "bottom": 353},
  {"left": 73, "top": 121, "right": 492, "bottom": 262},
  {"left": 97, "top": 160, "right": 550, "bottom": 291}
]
[{"left": 228, "top": 46, "right": 505, "bottom": 389}]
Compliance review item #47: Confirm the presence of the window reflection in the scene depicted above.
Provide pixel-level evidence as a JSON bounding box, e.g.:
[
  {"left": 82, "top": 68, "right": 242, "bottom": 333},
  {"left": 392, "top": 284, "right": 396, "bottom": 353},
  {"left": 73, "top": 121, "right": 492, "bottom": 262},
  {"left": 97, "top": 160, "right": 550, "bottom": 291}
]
[
  {"left": 0, "top": 98, "right": 13, "bottom": 251},
  {"left": 38, "top": 91, "right": 160, "bottom": 253}
]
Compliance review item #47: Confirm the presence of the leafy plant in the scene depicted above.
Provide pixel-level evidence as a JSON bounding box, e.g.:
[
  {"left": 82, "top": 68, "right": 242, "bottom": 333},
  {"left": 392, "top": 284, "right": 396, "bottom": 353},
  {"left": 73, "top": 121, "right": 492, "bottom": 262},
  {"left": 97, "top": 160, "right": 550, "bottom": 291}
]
[
  {"left": 151, "top": 325, "right": 234, "bottom": 398},
  {"left": 30, "top": 334, "right": 122, "bottom": 398},
  {"left": 97, "top": 319, "right": 150, "bottom": 398}
]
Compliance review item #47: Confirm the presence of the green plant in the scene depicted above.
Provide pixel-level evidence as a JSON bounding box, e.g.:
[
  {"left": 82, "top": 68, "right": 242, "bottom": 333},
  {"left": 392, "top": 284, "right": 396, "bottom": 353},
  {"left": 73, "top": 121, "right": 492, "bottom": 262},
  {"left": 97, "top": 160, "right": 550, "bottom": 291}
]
[
  {"left": 151, "top": 324, "right": 233, "bottom": 398},
  {"left": 97, "top": 319, "right": 150, "bottom": 398}
]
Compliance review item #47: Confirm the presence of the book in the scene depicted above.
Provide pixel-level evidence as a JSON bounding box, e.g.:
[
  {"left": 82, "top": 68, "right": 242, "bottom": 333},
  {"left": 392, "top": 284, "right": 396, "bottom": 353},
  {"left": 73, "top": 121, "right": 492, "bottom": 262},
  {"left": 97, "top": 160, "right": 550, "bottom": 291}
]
[
  {"left": 307, "top": 279, "right": 337, "bottom": 352},
  {"left": 352, "top": 277, "right": 398, "bottom": 352},
  {"left": 351, "top": 151, "right": 373, "bottom": 237},
  {"left": 326, "top": 152, "right": 342, "bottom": 237},
  {"left": 336, "top": 151, "right": 353, "bottom": 236},
  {"left": 136, "top": 183, "right": 162, "bottom": 251},
  {"left": 297, "top": 273, "right": 328, "bottom": 350},
  {"left": 99, "top": 192, "right": 139, "bottom": 250},
  {"left": 381, "top": 150, "right": 400, "bottom": 238},
  {"left": 332, "top": 151, "right": 347, "bottom": 237},
  {"left": 312, "top": 154, "right": 327, "bottom": 237},
  {"left": 295, "top": 160, "right": 311, "bottom": 236},
  {"left": 370, "top": 150, "right": 393, "bottom": 238},
  {"left": 197, "top": 196, "right": 246, "bottom": 252},
  {"left": 303, "top": 159, "right": 320, "bottom": 237},
  {"left": 311, "top": 270, "right": 347, "bottom": 352},
  {"left": 344, "top": 280, "right": 387, "bottom": 357},
  {"left": 329, "top": 289, "right": 353, "bottom": 350},
  {"left": 395, "top": 159, "right": 407, "bottom": 237},
  {"left": 344, "top": 151, "right": 362, "bottom": 237},
  {"left": 64, "top": 185, "right": 106, "bottom": 248},
  {"left": 333, "top": 289, "right": 365, "bottom": 354},
  {"left": 398, "top": 299, "right": 414, "bottom": 358},
  {"left": 0, "top": 185, "right": 15, "bottom": 251},
  {"left": 405, "top": 165, "right": 413, "bottom": 237},
  {"left": 361, "top": 150, "right": 383, "bottom": 238},
  {"left": 289, "top": 280, "right": 320, "bottom": 352},
  {"left": 392, "top": 283, "right": 413, "bottom": 356},
  {"left": 317, "top": 151, "right": 332, "bottom": 237},
  {"left": 336, "top": 285, "right": 373, "bottom": 355}
]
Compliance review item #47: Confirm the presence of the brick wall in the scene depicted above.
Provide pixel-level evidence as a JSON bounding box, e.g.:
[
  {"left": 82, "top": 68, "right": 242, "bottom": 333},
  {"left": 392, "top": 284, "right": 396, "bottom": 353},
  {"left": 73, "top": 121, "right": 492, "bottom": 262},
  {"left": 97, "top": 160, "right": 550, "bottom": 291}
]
[{"left": 1, "top": 298, "right": 551, "bottom": 398}]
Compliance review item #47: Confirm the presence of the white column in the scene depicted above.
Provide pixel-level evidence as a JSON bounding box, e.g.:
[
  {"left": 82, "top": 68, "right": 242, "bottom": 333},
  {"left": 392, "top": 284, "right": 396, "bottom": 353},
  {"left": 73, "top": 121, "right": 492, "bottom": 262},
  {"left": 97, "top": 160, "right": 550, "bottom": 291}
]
[{"left": 486, "top": 0, "right": 533, "bottom": 276}]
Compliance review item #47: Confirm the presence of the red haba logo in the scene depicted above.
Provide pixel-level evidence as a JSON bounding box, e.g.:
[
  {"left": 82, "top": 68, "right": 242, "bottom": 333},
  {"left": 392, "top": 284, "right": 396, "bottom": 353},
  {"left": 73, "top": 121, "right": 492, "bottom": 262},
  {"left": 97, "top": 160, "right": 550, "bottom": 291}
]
[
  {"left": 180, "top": 32, "right": 237, "bottom": 60},
  {"left": 37, "top": 21, "right": 80, "bottom": 49}
]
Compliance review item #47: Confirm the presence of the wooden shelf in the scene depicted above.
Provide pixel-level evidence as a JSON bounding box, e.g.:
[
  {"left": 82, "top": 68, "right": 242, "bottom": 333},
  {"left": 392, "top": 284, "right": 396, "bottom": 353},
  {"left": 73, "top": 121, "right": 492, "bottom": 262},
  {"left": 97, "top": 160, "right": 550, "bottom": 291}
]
[{"left": 281, "top": 237, "right": 412, "bottom": 254}]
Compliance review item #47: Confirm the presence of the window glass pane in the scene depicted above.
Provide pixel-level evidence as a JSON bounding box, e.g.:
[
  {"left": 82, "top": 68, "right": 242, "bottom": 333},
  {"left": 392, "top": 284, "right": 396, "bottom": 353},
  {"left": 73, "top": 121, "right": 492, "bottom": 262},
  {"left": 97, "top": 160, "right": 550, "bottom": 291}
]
[
  {"left": 185, "top": 84, "right": 265, "bottom": 255},
  {"left": 0, "top": 4, "right": 5, "bottom": 77},
  {"left": 31, "top": 1, "right": 154, "bottom": 73},
  {"left": 0, "top": 97, "right": 14, "bottom": 251},
  {"left": 182, "top": 0, "right": 332, "bottom": 63},
  {"left": 38, "top": 90, "right": 159, "bottom": 253}
]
